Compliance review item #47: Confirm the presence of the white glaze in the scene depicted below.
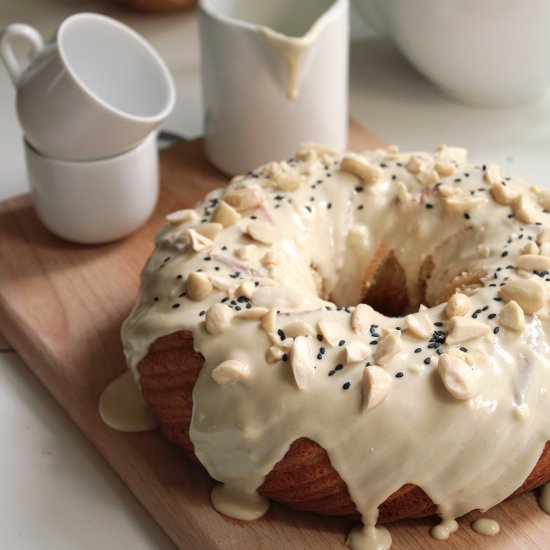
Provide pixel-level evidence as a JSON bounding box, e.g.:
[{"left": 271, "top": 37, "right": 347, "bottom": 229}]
[
  {"left": 540, "top": 483, "right": 550, "bottom": 514},
  {"left": 430, "top": 518, "right": 458, "bottom": 540},
  {"left": 471, "top": 518, "right": 500, "bottom": 536},
  {"left": 99, "top": 371, "right": 158, "bottom": 432},
  {"left": 259, "top": 23, "right": 321, "bottom": 100},
  {"left": 122, "top": 145, "right": 550, "bottom": 548}
]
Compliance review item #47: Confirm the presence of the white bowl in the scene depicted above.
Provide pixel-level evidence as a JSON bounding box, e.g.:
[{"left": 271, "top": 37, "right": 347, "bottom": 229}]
[
  {"left": 353, "top": 0, "right": 550, "bottom": 106},
  {"left": 24, "top": 131, "right": 159, "bottom": 244}
]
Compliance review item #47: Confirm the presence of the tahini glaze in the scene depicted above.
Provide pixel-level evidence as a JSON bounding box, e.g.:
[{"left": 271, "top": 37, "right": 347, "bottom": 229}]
[{"left": 122, "top": 145, "right": 550, "bottom": 549}]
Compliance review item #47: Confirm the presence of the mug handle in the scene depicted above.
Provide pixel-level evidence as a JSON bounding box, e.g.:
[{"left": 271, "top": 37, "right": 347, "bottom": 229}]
[{"left": 0, "top": 23, "right": 44, "bottom": 86}]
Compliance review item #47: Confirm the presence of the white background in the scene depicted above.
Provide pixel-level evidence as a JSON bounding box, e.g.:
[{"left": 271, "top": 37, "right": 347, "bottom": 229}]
[{"left": 1, "top": 1, "right": 550, "bottom": 548}]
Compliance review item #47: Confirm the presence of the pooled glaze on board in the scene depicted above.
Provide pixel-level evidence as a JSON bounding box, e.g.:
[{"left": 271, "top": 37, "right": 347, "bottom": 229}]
[{"left": 122, "top": 144, "right": 550, "bottom": 549}]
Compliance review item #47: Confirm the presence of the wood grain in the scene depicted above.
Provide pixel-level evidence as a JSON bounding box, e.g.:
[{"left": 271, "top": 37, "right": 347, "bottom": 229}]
[{"left": 0, "top": 122, "right": 549, "bottom": 549}]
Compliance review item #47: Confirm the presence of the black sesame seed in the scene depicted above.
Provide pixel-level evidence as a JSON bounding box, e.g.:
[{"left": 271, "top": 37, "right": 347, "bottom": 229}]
[
  {"left": 415, "top": 348, "right": 422, "bottom": 353},
  {"left": 153, "top": 297, "right": 159, "bottom": 302},
  {"left": 328, "top": 370, "right": 335, "bottom": 376},
  {"left": 221, "top": 297, "right": 229, "bottom": 303},
  {"left": 424, "top": 357, "right": 431, "bottom": 365},
  {"left": 179, "top": 292, "right": 186, "bottom": 298},
  {"left": 172, "top": 303, "right": 180, "bottom": 309},
  {"left": 357, "top": 204, "right": 364, "bottom": 211},
  {"left": 395, "top": 372, "right": 404, "bottom": 378},
  {"left": 204, "top": 256, "right": 212, "bottom": 261},
  {"left": 501, "top": 251, "right": 509, "bottom": 257},
  {"left": 488, "top": 313, "right": 497, "bottom": 319},
  {"left": 460, "top": 347, "right": 468, "bottom": 352},
  {"left": 317, "top": 352, "right": 323, "bottom": 360},
  {"left": 277, "top": 329, "right": 286, "bottom": 341},
  {"left": 320, "top": 347, "right": 326, "bottom": 354},
  {"left": 464, "top": 213, "right": 471, "bottom": 220},
  {"left": 342, "top": 382, "right": 351, "bottom": 390},
  {"left": 434, "top": 322, "right": 444, "bottom": 327},
  {"left": 493, "top": 326, "right": 500, "bottom": 334},
  {"left": 199, "top": 310, "right": 206, "bottom": 316},
  {"left": 335, "top": 364, "right": 344, "bottom": 371},
  {"left": 176, "top": 274, "right": 183, "bottom": 280},
  {"left": 426, "top": 203, "right": 434, "bottom": 209},
  {"left": 494, "top": 297, "right": 503, "bottom": 302},
  {"left": 282, "top": 353, "right": 288, "bottom": 362},
  {"left": 370, "top": 340, "right": 378, "bottom": 345},
  {"left": 338, "top": 340, "right": 346, "bottom": 346},
  {"left": 317, "top": 334, "right": 323, "bottom": 341},
  {"left": 235, "top": 306, "right": 241, "bottom": 311}
]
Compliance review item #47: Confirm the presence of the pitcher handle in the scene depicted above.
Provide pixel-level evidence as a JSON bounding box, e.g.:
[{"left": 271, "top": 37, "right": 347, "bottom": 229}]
[{"left": 0, "top": 23, "right": 44, "bottom": 86}]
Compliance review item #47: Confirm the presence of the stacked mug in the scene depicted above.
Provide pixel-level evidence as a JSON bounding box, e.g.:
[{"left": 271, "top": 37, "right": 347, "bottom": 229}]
[{"left": 0, "top": 13, "right": 175, "bottom": 244}]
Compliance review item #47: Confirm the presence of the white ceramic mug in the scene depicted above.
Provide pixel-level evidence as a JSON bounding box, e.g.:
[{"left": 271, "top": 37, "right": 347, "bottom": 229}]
[
  {"left": 199, "top": 0, "right": 349, "bottom": 176},
  {"left": 24, "top": 131, "right": 159, "bottom": 244},
  {"left": 352, "top": 0, "right": 550, "bottom": 106},
  {"left": 1, "top": 13, "right": 175, "bottom": 160}
]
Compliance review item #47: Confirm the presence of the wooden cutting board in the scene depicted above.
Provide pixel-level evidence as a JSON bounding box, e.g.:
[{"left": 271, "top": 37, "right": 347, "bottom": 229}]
[{"left": 0, "top": 122, "right": 549, "bottom": 549}]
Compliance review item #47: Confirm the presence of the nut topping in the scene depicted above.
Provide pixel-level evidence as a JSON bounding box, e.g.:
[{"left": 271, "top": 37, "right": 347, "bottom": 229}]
[
  {"left": 517, "top": 254, "right": 550, "bottom": 272},
  {"left": 351, "top": 303, "right": 374, "bottom": 334},
  {"left": 537, "top": 228, "right": 550, "bottom": 245},
  {"left": 266, "top": 346, "right": 284, "bottom": 364},
  {"left": 404, "top": 313, "right": 433, "bottom": 339},
  {"left": 446, "top": 317, "right": 490, "bottom": 344},
  {"left": 499, "top": 300, "right": 526, "bottom": 332},
  {"left": 500, "top": 279, "right": 546, "bottom": 314},
  {"left": 236, "top": 281, "right": 256, "bottom": 299},
  {"left": 521, "top": 242, "right": 540, "bottom": 255},
  {"left": 318, "top": 319, "right": 345, "bottom": 346},
  {"left": 235, "top": 307, "right": 269, "bottom": 319},
  {"left": 261, "top": 309, "right": 277, "bottom": 334},
  {"left": 484, "top": 164, "right": 501, "bottom": 186},
  {"left": 235, "top": 245, "right": 257, "bottom": 260},
  {"left": 284, "top": 322, "right": 316, "bottom": 339},
  {"left": 445, "top": 293, "right": 472, "bottom": 318},
  {"left": 405, "top": 154, "right": 423, "bottom": 174},
  {"left": 224, "top": 187, "right": 265, "bottom": 212},
  {"left": 434, "top": 161, "right": 455, "bottom": 177},
  {"left": 490, "top": 181, "right": 518, "bottom": 206},
  {"left": 346, "top": 341, "right": 372, "bottom": 363},
  {"left": 513, "top": 194, "right": 536, "bottom": 224},
  {"left": 211, "top": 359, "right": 250, "bottom": 385},
  {"left": 295, "top": 142, "right": 339, "bottom": 161},
  {"left": 277, "top": 174, "right": 304, "bottom": 192},
  {"left": 446, "top": 347, "right": 474, "bottom": 366},
  {"left": 247, "top": 220, "right": 280, "bottom": 244},
  {"left": 290, "top": 336, "right": 315, "bottom": 390},
  {"left": 186, "top": 272, "right": 213, "bottom": 301},
  {"left": 362, "top": 365, "right": 393, "bottom": 411},
  {"left": 205, "top": 303, "right": 234, "bottom": 334},
  {"left": 194, "top": 222, "right": 223, "bottom": 240},
  {"left": 443, "top": 194, "right": 484, "bottom": 215},
  {"left": 340, "top": 153, "right": 383, "bottom": 185},
  {"left": 373, "top": 332, "right": 402, "bottom": 365},
  {"left": 537, "top": 189, "right": 550, "bottom": 209},
  {"left": 165, "top": 208, "right": 198, "bottom": 225},
  {"left": 185, "top": 228, "right": 214, "bottom": 252},
  {"left": 211, "top": 201, "right": 241, "bottom": 227},
  {"left": 396, "top": 181, "right": 411, "bottom": 203},
  {"left": 438, "top": 353, "right": 480, "bottom": 400}
]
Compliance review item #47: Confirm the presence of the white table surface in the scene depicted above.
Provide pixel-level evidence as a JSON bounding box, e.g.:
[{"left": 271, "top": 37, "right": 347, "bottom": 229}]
[{"left": 1, "top": 1, "right": 550, "bottom": 549}]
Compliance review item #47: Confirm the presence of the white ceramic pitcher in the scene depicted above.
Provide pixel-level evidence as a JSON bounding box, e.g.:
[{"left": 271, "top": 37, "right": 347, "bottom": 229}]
[{"left": 199, "top": 0, "right": 349, "bottom": 175}]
